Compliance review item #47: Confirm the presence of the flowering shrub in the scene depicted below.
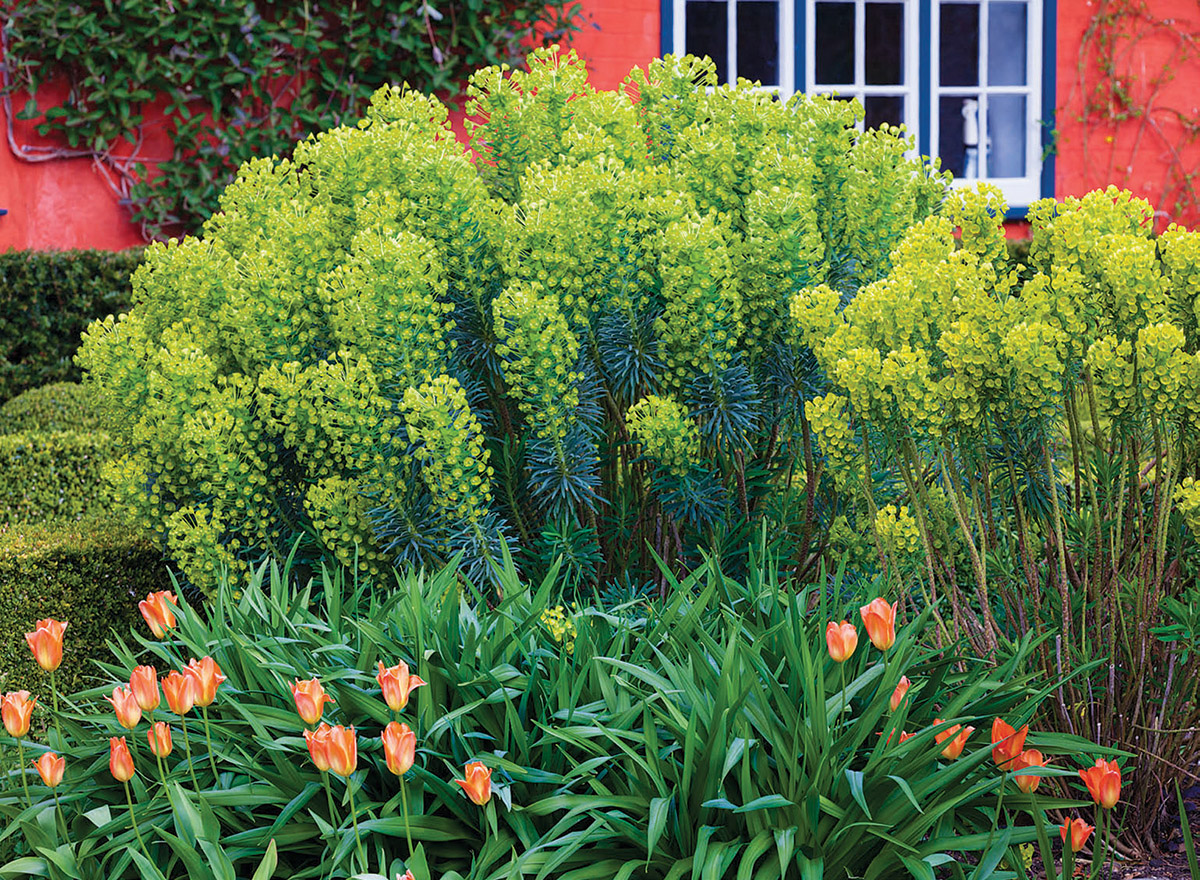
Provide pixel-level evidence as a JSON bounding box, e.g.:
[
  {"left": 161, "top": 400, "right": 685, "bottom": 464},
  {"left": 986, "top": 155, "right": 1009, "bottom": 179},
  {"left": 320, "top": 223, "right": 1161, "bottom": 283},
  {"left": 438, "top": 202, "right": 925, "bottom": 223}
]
[
  {"left": 0, "top": 557, "right": 1118, "bottom": 879},
  {"left": 75, "top": 47, "right": 949, "bottom": 595}
]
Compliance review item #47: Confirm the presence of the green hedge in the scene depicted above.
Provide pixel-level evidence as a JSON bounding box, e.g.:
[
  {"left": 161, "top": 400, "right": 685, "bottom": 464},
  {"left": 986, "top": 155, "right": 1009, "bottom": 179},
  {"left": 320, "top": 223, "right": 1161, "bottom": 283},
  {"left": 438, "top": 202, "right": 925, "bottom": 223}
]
[
  {"left": 0, "top": 249, "right": 142, "bottom": 403},
  {"left": 0, "top": 382, "right": 103, "bottom": 434},
  {"left": 0, "top": 516, "right": 164, "bottom": 694},
  {"left": 0, "top": 431, "right": 116, "bottom": 524}
]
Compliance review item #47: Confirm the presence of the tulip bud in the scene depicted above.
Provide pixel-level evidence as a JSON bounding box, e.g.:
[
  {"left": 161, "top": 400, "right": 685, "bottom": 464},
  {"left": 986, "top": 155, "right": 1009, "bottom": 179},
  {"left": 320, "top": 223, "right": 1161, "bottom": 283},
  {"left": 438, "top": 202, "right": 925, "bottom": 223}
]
[
  {"left": 889, "top": 676, "right": 911, "bottom": 712},
  {"left": 2, "top": 691, "right": 37, "bottom": 738},
  {"left": 990, "top": 718, "right": 1029, "bottom": 770},
  {"left": 107, "top": 685, "right": 143, "bottom": 729},
  {"left": 109, "top": 737, "right": 135, "bottom": 782},
  {"left": 304, "top": 723, "right": 333, "bottom": 772},
  {"left": 1079, "top": 758, "right": 1121, "bottom": 809},
  {"left": 186, "top": 656, "right": 226, "bottom": 707},
  {"left": 933, "top": 719, "right": 975, "bottom": 760},
  {"left": 1060, "top": 817, "right": 1093, "bottom": 852},
  {"left": 859, "top": 598, "right": 897, "bottom": 651},
  {"left": 382, "top": 721, "right": 416, "bottom": 776},
  {"left": 25, "top": 619, "right": 67, "bottom": 672},
  {"left": 290, "top": 678, "right": 335, "bottom": 726},
  {"left": 33, "top": 752, "right": 65, "bottom": 788},
  {"left": 376, "top": 661, "right": 426, "bottom": 713},
  {"left": 138, "top": 591, "right": 178, "bottom": 639},
  {"left": 825, "top": 620, "right": 858, "bottom": 663},
  {"left": 1012, "top": 749, "right": 1046, "bottom": 793},
  {"left": 162, "top": 670, "right": 197, "bottom": 717},
  {"left": 148, "top": 721, "right": 173, "bottom": 758},
  {"left": 129, "top": 665, "right": 160, "bottom": 711},
  {"left": 456, "top": 760, "right": 493, "bottom": 805},
  {"left": 325, "top": 725, "right": 358, "bottom": 777}
]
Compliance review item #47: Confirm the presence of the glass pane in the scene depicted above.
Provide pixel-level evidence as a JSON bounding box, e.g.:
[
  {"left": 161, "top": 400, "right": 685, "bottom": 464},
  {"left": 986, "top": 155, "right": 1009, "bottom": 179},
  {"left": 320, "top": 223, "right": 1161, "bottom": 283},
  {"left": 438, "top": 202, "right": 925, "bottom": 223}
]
[
  {"left": 988, "top": 95, "right": 1026, "bottom": 177},
  {"left": 816, "top": 2, "right": 855, "bottom": 85},
  {"left": 988, "top": 2, "right": 1027, "bottom": 86},
  {"left": 864, "top": 95, "right": 904, "bottom": 130},
  {"left": 940, "top": 3, "right": 979, "bottom": 87},
  {"left": 865, "top": 3, "right": 904, "bottom": 85},
  {"left": 687, "top": 1, "right": 728, "bottom": 83},
  {"left": 939, "top": 94, "right": 981, "bottom": 179},
  {"left": 738, "top": 2, "right": 779, "bottom": 86}
]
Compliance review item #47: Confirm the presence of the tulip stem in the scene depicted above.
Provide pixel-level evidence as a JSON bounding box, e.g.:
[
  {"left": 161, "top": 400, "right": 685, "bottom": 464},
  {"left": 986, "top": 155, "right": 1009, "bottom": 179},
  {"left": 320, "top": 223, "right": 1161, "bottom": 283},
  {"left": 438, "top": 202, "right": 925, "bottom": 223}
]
[
  {"left": 53, "top": 789, "right": 66, "bottom": 837},
  {"left": 48, "top": 670, "right": 64, "bottom": 749},
  {"left": 123, "top": 778, "right": 152, "bottom": 862},
  {"left": 838, "top": 665, "right": 848, "bottom": 716},
  {"left": 201, "top": 706, "right": 220, "bottom": 784},
  {"left": 1028, "top": 790, "right": 1055, "bottom": 880},
  {"left": 347, "top": 777, "right": 366, "bottom": 872},
  {"left": 15, "top": 739, "right": 30, "bottom": 809},
  {"left": 179, "top": 715, "right": 200, "bottom": 791},
  {"left": 1090, "top": 810, "right": 1109, "bottom": 880},
  {"left": 401, "top": 775, "right": 414, "bottom": 857},
  {"left": 321, "top": 771, "right": 337, "bottom": 823}
]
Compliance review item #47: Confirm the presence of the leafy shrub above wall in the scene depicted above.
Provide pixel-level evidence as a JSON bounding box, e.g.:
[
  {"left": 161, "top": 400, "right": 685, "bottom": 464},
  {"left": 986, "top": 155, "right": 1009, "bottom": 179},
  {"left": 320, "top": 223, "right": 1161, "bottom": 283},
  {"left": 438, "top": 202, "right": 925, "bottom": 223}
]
[
  {"left": 0, "top": 382, "right": 103, "bottom": 434},
  {"left": 0, "top": 249, "right": 142, "bottom": 403},
  {"left": 76, "top": 48, "right": 952, "bottom": 594},
  {"left": 2, "top": 0, "right": 581, "bottom": 239},
  {"left": 0, "top": 431, "right": 116, "bottom": 525}
]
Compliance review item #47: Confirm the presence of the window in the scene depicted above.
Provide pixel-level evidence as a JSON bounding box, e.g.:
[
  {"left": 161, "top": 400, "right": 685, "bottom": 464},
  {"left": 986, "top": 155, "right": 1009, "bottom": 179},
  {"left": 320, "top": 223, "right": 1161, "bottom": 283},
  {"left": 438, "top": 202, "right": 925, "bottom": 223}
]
[{"left": 665, "top": 0, "right": 1053, "bottom": 209}]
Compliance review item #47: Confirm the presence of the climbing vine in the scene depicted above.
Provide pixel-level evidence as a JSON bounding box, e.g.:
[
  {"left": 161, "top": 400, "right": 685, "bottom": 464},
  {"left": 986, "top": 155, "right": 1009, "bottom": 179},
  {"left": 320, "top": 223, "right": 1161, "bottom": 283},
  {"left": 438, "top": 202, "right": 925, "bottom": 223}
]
[
  {"left": 1072, "top": 0, "right": 1200, "bottom": 227},
  {"left": 0, "top": 0, "right": 580, "bottom": 240}
]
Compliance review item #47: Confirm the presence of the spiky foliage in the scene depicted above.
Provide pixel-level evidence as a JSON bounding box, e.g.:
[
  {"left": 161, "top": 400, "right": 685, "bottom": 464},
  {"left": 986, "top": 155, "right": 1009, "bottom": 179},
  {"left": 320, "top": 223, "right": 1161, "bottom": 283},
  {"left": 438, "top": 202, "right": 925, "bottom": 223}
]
[{"left": 77, "top": 46, "right": 951, "bottom": 592}]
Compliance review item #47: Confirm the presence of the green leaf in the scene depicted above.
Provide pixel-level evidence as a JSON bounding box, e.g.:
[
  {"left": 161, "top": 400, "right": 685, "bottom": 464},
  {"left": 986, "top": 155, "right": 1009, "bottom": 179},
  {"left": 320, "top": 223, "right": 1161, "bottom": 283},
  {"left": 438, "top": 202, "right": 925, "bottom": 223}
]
[{"left": 844, "top": 769, "right": 872, "bottom": 820}]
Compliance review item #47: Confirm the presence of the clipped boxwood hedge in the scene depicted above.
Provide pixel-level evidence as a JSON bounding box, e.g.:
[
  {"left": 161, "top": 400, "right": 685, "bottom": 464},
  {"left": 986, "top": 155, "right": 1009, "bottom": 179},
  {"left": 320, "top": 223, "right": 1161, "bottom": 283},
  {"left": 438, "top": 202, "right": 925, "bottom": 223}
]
[
  {"left": 0, "top": 431, "right": 117, "bottom": 524},
  {"left": 0, "top": 516, "right": 164, "bottom": 694},
  {"left": 0, "top": 248, "right": 142, "bottom": 403},
  {"left": 0, "top": 382, "right": 103, "bottom": 434}
]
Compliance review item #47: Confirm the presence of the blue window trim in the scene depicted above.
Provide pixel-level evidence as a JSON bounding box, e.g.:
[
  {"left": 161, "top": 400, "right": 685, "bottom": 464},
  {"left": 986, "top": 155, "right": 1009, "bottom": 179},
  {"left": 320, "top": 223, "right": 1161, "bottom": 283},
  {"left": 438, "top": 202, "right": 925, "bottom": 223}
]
[{"left": 660, "top": 0, "right": 1055, "bottom": 218}]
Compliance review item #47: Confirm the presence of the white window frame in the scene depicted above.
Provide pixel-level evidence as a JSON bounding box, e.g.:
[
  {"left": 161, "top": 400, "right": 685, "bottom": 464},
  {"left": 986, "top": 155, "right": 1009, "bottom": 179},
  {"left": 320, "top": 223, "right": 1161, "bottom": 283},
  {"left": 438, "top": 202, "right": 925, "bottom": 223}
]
[
  {"left": 931, "top": 0, "right": 1044, "bottom": 207},
  {"left": 671, "top": 0, "right": 797, "bottom": 94}
]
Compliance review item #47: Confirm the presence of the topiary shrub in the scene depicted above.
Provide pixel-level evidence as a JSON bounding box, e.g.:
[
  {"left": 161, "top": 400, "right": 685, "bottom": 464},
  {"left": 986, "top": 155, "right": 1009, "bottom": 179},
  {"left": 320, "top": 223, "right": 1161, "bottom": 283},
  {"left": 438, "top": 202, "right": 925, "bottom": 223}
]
[
  {"left": 77, "top": 47, "right": 951, "bottom": 594},
  {"left": 0, "top": 431, "right": 116, "bottom": 524},
  {"left": 0, "top": 382, "right": 103, "bottom": 434},
  {"left": 0, "top": 249, "right": 142, "bottom": 403},
  {"left": 0, "top": 516, "right": 160, "bottom": 694}
]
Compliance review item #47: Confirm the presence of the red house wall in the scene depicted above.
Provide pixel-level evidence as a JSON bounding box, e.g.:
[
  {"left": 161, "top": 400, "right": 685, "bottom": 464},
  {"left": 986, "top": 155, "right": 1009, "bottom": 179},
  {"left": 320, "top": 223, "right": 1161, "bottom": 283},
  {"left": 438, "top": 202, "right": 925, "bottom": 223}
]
[{"left": 6, "top": 1, "right": 1200, "bottom": 250}]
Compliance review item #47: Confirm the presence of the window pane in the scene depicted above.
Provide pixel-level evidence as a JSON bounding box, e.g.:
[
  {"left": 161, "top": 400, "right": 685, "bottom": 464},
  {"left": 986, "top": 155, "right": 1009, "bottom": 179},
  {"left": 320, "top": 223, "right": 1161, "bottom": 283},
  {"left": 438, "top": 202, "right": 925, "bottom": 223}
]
[
  {"left": 687, "top": 1, "right": 728, "bottom": 83},
  {"left": 865, "top": 3, "right": 904, "bottom": 85},
  {"left": 864, "top": 95, "right": 904, "bottom": 130},
  {"left": 939, "top": 3, "right": 979, "bottom": 87},
  {"left": 738, "top": 2, "right": 779, "bottom": 86},
  {"left": 815, "top": 2, "right": 855, "bottom": 85},
  {"left": 988, "top": 2, "right": 1027, "bottom": 86},
  {"left": 939, "top": 94, "right": 981, "bottom": 178},
  {"left": 988, "top": 95, "right": 1026, "bottom": 177}
]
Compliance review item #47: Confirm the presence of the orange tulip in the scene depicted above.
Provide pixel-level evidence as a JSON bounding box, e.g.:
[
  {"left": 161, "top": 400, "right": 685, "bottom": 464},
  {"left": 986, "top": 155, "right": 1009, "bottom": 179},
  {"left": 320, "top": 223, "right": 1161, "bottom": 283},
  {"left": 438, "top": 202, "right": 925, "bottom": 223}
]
[
  {"left": 33, "top": 752, "right": 65, "bottom": 787},
  {"left": 456, "top": 760, "right": 493, "bottom": 805},
  {"left": 990, "top": 718, "right": 1029, "bottom": 770},
  {"left": 1012, "top": 749, "right": 1046, "bottom": 793},
  {"left": 859, "top": 598, "right": 897, "bottom": 651},
  {"left": 2, "top": 691, "right": 37, "bottom": 737},
  {"left": 162, "top": 670, "right": 197, "bottom": 716},
  {"left": 1060, "top": 817, "right": 1094, "bottom": 852},
  {"left": 889, "top": 676, "right": 911, "bottom": 712},
  {"left": 826, "top": 620, "right": 858, "bottom": 663},
  {"left": 304, "top": 723, "right": 333, "bottom": 772},
  {"left": 138, "top": 591, "right": 178, "bottom": 638},
  {"left": 109, "top": 736, "right": 135, "bottom": 782},
  {"left": 24, "top": 618, "right": 67, "bottom": 672},
  {"left": 382, "top": 721, "right": 416, "bottom": 776},
  {"left": 148, "top": 721, "right": 173, "bottom": 758},
  {"left": 325, "top": 725, "right": 357, "bottom": 777},
  {"left": 1079, "top": 758, "right": 1121, "bottom": 809},
  {"left": 129, "top": 665, "right": 160, "bottom": 711},
  {"left": 106, "top": 685, "right": 143, "bottom": 729},
  {"left": 376, "top": 661, "right": 426, "bottom": 713},
  {"left": 186, "top": 656, "right": 226, "bottom": 707},
  {"left": 290, "top": 678, "right": 335, "bottom": 726},
  {"left": 933, "top": 719, "right": 975, "bottom": 759}
]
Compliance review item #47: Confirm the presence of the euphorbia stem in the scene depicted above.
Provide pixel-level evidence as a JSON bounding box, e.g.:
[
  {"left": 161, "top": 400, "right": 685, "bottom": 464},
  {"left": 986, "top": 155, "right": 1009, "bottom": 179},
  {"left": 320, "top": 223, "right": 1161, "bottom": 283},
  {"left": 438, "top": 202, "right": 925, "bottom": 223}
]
[
  {"left": 179, "top": 715, "right": 200, "bottom": 790},
  {"left": 49, "top": 669, "right": 64, "bottom": 748},
  {"left": 123, "top": 778, "right": 152, "bottom": 862},
  {"left": 401, "top": 775, "right": 414, "bottom": 857},
  {"left": 14, "top": 739, "right": 30, "bottom": 808},
  {"left": 201, "top": 706, "right": 220, "bottom": 783},
  {"left": 347, "top": 778, "right": 366, "bottom": 871}
]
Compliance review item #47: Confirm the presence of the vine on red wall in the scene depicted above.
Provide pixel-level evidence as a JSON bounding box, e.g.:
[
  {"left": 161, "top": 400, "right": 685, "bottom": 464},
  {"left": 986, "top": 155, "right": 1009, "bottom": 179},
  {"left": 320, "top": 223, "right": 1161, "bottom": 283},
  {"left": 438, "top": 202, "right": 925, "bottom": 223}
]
[
  {"left": 1071, "top": 0, "right": 1200, "bottom": 228},
  {"left": 1, "top": 0, "right": 580, "bottom": 241}
]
